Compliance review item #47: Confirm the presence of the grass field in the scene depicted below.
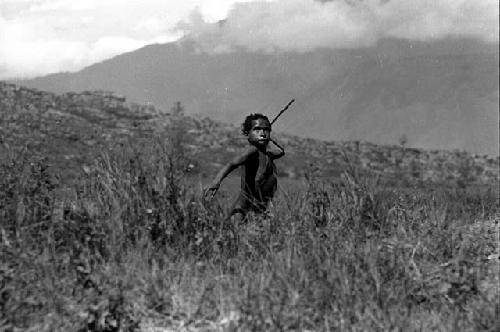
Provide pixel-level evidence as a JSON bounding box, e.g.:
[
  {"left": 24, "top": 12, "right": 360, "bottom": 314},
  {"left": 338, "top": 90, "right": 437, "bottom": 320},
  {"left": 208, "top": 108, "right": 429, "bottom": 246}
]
[{"left": 0, "top": 139, "right": 498, "bottom": 332}]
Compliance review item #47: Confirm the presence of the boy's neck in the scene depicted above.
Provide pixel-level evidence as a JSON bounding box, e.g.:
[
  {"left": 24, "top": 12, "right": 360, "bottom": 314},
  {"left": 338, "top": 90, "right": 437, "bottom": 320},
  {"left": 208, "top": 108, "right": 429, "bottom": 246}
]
[{"left": 250, "top": 142, "right": 267, "bottom": 152}]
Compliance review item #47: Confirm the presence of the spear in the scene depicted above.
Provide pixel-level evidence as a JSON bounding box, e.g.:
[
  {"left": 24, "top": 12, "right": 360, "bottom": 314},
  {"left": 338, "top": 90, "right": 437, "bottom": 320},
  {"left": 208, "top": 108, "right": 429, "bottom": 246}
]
[{"left": 270, "top": 98, "right": 295, "bottom": 125}]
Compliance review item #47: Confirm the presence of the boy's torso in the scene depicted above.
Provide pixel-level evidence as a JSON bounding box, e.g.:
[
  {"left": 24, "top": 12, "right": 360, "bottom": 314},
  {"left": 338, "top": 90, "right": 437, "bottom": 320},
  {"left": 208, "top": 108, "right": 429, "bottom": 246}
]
[{"left": 240, "top": 149, "right": 277, "bottom": 202}]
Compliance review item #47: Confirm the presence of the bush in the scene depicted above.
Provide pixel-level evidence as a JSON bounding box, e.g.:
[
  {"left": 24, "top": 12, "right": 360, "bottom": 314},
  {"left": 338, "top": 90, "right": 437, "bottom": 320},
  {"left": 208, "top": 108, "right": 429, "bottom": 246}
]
[{"left": 0, "top": 139, "right": 498, "bottom": 331}]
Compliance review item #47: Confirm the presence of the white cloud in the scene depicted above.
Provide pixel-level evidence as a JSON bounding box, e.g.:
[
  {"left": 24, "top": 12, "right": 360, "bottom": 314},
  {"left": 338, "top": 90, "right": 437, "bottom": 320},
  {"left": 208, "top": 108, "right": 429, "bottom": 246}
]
[
  {"left": 0, "top": 0, "right": 248, "bottom": 79},
  {"left": 180, "top": 0, "right": 499, "bottom": 53},
  {"left": 1, "top": 0, "right": 497, "bottom": 79}
]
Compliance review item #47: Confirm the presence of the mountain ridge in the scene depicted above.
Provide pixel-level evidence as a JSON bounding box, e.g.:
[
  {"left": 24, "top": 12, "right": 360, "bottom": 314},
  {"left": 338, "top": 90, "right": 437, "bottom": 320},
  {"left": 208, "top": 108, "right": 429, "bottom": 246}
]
[{"left": 14, "top": 38, "right": 499, "bottom": 155}]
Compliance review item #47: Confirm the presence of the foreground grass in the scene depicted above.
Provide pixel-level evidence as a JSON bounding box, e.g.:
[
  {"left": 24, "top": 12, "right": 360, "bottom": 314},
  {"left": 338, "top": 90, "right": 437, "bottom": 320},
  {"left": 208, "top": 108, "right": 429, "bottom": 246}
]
[{"left": 0, "top": 140, "right": 498, "bottom": 331}]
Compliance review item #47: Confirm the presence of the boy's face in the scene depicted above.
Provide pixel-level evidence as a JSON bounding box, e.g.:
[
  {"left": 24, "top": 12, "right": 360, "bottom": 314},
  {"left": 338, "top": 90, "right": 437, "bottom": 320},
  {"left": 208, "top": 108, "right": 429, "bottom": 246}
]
[{"left": 247, "top": 118, "right": 271, "bottom": 147}]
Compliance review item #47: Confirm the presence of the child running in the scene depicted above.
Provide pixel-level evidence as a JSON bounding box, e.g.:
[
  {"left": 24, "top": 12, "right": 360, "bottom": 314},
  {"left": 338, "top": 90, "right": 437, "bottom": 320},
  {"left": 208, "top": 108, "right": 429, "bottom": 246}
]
[{"left": 205, "top": 113, "right": 285, "bottom": 221}]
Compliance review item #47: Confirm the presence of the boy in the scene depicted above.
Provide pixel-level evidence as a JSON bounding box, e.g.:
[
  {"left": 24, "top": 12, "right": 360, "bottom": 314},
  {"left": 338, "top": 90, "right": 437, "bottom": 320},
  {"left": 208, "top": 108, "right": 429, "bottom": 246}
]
[{"left": 205, "top": 113, "right": 285, "bottom": 221}]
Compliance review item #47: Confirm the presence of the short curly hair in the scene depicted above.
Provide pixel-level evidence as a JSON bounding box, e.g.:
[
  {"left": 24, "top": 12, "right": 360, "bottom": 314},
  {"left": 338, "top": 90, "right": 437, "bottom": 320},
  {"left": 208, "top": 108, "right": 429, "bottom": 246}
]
[{"left": 241, "top": 113, "right": 271, "bottom": 135}]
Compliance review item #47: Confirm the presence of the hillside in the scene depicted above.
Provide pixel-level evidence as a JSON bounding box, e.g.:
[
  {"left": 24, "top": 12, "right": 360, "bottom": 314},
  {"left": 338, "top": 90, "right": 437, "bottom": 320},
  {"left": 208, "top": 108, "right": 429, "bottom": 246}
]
[
  {"left": 16, "top": 38, "right": 499, "bottom": 155},
  {"left": 0, "top": 82, "right": 498, "bottom": 186},
  {"left": 1, "top": 83, "right": 499, "bottom": 332}
]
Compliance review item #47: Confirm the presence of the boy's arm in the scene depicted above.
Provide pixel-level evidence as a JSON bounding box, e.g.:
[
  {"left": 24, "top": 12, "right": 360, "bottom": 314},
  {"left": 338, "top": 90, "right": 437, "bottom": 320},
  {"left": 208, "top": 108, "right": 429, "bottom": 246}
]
[
  {"left": 204, "top": 147, "right": 257, "bottom": 198},
  {"left": 269, "top": 138, "right": 285, "bottom": 159}
]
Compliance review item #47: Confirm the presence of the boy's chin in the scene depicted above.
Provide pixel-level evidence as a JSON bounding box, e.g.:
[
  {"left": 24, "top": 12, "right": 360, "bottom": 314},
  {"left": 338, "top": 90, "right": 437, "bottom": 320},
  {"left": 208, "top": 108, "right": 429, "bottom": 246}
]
[{"left": 252, "top": 140, "right": 269, "bottom": 147}]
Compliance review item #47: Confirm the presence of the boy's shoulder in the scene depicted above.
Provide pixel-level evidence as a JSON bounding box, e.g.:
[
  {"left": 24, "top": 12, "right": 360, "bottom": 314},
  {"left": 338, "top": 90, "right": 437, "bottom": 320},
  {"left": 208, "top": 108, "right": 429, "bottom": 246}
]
[
  {"left": 243, "top": 145, "right": 259, "bottom": 155},
  {"left": 233, "top": 145, "right": 259, "bottom": 162}
]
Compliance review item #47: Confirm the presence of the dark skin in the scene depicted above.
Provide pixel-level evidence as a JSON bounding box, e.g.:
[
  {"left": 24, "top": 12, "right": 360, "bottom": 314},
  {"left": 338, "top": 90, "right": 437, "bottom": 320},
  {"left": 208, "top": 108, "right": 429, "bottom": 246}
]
[{"left": 205, "top": 118, "right": 285, "bottom": 221}]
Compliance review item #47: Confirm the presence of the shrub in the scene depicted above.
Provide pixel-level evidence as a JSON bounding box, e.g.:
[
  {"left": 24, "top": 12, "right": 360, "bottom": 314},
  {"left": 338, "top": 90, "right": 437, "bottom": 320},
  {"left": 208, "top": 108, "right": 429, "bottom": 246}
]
[{"left": 0, "top": 138, "right": 497, "bottom": 331}]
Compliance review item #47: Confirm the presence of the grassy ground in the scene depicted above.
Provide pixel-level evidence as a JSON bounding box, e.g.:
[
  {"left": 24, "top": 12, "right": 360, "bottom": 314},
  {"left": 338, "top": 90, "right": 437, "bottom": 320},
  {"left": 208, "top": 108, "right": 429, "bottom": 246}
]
[{"left": 0, "top": 139, "right": 498, "bottom": 331}]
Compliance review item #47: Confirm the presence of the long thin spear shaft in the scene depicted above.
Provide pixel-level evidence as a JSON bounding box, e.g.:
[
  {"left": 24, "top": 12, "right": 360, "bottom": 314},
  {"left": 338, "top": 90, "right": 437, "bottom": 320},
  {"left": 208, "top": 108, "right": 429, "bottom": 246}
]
[{"left": 270, "top": 99, "right": 295, "bottom": 125}]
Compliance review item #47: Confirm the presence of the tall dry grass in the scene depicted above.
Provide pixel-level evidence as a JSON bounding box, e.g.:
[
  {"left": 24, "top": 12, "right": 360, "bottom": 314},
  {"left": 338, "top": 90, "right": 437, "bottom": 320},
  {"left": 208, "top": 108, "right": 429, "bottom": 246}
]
[{"left": 0, "top": 137, "right": 498, "bottom": 331}]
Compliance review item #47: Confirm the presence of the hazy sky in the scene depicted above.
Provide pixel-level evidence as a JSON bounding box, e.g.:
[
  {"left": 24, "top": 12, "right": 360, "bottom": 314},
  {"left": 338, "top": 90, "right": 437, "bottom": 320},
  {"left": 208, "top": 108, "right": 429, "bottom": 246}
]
[
  {"left": 1, "top": 0, "right": 498, "bottom": 79},
  {"left": 0, "top": 0, "right": 252, "bottom": 79}
]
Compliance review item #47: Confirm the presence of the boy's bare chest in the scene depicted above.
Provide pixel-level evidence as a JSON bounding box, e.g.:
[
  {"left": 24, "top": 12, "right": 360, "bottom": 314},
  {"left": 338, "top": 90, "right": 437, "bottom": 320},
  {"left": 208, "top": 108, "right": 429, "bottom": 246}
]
[{"left": 244, "top": 151, "right": 274, "bottom": 180}]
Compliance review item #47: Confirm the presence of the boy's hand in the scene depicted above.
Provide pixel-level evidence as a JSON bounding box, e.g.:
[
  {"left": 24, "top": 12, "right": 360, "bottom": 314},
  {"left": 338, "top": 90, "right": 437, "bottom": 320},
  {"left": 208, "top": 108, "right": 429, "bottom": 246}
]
[
  {"left": 269, "top": 138, "right": 285, "bottom": 159},
  {"left": 269, "top": 138, "right": 284, "bottom": 150},
  {"left": 204, "top": 183, "right": 220, "bottom": 199}
]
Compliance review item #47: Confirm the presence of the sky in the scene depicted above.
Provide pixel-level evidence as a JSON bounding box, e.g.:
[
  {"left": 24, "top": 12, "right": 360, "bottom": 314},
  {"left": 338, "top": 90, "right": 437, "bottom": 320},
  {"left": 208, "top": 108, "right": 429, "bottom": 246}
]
[
  {"left": 0, "top": 0, "right": 251, "bottom": 79},
  {"left": 1, "top": 0, "right": 498, "bottom": 79}
]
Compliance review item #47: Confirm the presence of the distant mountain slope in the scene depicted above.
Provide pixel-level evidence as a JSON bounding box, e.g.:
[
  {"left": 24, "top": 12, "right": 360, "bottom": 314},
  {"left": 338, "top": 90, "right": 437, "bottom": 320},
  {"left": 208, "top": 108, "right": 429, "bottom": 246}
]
[
  {"left": 17, "top": 38, "right": 499, "bottom": 155},
  {"left": 1, "top": 83, "right": 498, "bottom": 185}
]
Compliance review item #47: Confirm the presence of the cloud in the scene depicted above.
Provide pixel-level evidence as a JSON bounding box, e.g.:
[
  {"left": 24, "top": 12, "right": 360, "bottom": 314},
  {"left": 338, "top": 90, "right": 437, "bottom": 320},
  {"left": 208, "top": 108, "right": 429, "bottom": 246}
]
[
  {"left": 0, "top": 0, "right": 248, "bottom": 79},
  {"left": 0, "top": 15, "right": 178, "bottom": 79},
  {"left": 179, "top": 0, "right": 499, "bottom": 53},
  {"left": 1, "top": 0, "right": 497, "bottom": 79}
]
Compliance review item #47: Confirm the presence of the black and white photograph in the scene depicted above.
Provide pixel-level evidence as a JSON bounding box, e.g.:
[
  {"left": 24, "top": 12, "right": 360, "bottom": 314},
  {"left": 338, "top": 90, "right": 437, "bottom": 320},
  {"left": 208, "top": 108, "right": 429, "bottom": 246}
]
[{"left": 0, "top": 0, "right": 498, "bottom": 331}]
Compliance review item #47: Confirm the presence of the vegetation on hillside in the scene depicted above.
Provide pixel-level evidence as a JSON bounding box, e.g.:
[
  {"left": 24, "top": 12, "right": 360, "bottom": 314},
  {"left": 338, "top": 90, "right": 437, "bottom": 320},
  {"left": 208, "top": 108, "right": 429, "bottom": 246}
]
[
  {"left": 1, "top": 82, "right": 498, "bottom": 187},
  {"left": 0, "top": 136, "right": 498, "bottom": 331},
  {"left": 0, "top": 83, "right": 498, "bottom": 331}
]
